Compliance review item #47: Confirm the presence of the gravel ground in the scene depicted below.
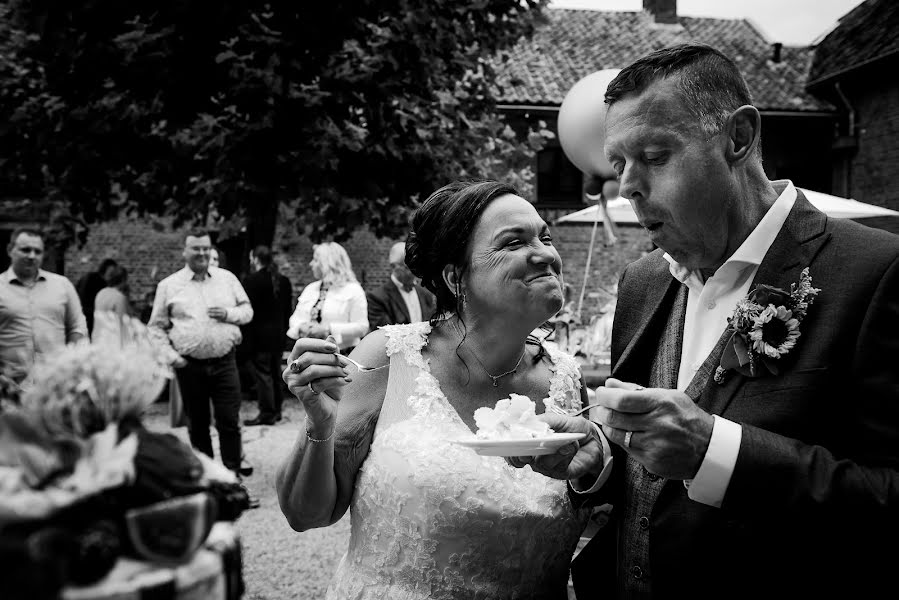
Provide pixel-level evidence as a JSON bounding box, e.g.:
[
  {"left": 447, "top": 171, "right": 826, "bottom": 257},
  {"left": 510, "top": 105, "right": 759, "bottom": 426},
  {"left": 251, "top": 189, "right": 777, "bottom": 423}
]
[{"left": 144, "top": 396, "right": 349, "bottom": 600}]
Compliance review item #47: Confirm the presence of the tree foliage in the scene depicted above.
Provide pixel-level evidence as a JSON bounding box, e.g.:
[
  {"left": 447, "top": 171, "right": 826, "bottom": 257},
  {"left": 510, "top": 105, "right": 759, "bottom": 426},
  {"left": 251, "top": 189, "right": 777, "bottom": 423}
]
[{"left": 0, "top": 0, "right": 551, "bottom": 247}]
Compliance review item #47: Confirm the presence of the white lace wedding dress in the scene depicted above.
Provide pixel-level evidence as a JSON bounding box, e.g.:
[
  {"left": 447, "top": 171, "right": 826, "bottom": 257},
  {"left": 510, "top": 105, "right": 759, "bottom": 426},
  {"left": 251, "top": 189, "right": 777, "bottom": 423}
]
[{"left": 326, "top": 322, "right": 589, "bottom": 600}]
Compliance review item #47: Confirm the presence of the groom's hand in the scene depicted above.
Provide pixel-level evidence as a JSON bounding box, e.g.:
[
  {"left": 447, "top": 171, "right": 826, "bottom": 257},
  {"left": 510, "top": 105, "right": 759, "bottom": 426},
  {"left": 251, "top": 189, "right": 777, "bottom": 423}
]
[
  {"left": 507, "top": 414, "right": 603, "bottom": 480},
  {"left": 594, "top": 378, "right": 714, "bottom": 480}
]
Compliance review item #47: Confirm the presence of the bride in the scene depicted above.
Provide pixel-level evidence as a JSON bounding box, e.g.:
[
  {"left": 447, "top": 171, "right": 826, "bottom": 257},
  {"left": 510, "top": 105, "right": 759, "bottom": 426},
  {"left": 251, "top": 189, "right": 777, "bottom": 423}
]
[{"left": 277, "top": 181, "right": 605, "bottom": 599}]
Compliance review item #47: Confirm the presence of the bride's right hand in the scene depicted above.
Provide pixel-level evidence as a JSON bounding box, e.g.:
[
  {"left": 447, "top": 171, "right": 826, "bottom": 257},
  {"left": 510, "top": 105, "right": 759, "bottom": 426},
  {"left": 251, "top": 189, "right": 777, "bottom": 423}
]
[{"left": 282, "top": 335, "right": 351, "bottom": 426}]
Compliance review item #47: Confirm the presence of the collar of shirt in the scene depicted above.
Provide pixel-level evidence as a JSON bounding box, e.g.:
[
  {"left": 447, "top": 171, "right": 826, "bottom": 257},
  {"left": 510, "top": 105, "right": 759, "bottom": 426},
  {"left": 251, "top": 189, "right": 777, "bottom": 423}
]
[
  {"left": 177, "top": 265, "right": 215, "bottom": 282},
  {"left": 663, "top": 180, "right": 797, "bottom": 295},
  {"left": 2, "top": 267, "right": 49, "bottom": 285},
  {"left": 391, "top": 274, "right": 414, "bottom": 294}
]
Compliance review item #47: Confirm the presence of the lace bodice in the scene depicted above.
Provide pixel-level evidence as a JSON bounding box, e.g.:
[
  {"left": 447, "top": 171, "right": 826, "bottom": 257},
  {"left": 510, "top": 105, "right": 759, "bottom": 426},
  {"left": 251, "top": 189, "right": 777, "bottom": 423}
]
[{"left": 327, "top": 323, "right": 589, "bottom": 600}]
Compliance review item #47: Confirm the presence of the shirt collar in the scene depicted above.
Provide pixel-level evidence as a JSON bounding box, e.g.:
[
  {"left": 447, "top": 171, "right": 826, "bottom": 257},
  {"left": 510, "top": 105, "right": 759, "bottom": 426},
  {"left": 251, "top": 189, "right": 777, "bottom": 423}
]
[
  {"left": 664, "top": 180, "right": 797, "bottom": 283},
  {"left": 2, "top": 267, "right": 48, "bottom": 284},
  {"left": 181, "top": 265, "right": 213, "bottom": 281}
]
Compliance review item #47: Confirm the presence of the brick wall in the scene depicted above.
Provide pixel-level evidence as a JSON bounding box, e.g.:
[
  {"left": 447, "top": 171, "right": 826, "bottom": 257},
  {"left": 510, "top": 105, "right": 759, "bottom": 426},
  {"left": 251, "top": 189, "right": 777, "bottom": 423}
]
[
  {"left": 846, "top": 77, "right": 899, "bottom": 235},
  {"left": 64, "top": 210, "right": 651, "bottom": 324}
]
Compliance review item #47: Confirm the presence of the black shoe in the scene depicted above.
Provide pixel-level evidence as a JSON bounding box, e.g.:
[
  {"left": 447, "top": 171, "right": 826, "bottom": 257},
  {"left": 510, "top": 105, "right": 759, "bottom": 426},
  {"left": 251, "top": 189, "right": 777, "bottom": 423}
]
[
  {"left": 274, "top": 413, "right": 283, "bottom": 422},
  {"left": 244, "top": 415, "right": 276, "bottom": 426},
  {"left": 236, "top": 481, "right": 261, "bottom": 510}
]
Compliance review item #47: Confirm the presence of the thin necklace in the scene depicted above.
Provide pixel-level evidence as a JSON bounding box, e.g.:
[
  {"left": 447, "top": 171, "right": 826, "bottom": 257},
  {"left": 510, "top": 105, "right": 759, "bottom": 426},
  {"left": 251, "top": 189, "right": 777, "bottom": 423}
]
[{"left": 469, "top": 345, "right": 527, "bottom": 387}]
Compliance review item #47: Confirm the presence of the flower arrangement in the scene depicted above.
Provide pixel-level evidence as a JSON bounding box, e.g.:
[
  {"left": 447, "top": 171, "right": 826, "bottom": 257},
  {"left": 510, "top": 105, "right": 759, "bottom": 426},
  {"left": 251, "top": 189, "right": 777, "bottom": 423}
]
[
  {"left": 0, "top": 313, "right": 248, "bottom": 597},
  {"left": 715, "top": 268, "right": 821, "bottom": 383}
]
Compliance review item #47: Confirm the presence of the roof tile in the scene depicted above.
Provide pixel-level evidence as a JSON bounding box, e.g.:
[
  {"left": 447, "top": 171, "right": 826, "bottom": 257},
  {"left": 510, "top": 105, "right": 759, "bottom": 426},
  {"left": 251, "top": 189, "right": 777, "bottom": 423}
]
[
  {"left": 808, "top": 0, "right": 899, "bottom": 85},
  {"left": 493, "top": 8, "right": 832, "bottom": 112}
]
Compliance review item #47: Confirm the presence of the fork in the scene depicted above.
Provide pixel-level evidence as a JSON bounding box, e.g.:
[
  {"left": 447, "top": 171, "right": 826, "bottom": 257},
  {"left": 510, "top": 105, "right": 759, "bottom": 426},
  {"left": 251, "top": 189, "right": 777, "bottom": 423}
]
[
  {"left": 547, "top": 403, "right": 600, "bottom": 418},
  {"left": 290, "top": 353, "right": 389, "bottom": 374}
]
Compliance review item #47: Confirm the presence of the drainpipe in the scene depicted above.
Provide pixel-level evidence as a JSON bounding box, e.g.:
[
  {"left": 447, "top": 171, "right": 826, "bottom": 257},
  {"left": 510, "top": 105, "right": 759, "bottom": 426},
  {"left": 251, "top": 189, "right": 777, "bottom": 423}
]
[{"left": 833, "top": 82, "right": 856, "bottom": 198}]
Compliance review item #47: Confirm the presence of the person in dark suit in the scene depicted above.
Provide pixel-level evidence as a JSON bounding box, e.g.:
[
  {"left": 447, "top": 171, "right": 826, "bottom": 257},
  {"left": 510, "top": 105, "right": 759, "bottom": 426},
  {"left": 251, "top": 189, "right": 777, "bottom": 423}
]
[
  {"left": 243, "top": 245, "right": 293, "bottom": 426},
  {"left": 367, "top": 242, "right": 435, "bottom": 329},
  {"left": 513, "top": 43, "right": 899, "bottom": 598}
]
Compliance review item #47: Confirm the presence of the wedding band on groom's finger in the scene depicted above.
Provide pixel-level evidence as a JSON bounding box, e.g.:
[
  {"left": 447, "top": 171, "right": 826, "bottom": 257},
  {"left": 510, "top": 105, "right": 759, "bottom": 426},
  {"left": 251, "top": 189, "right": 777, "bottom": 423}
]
[{"left": 624, "top": 431, "right": 633, "bottom": 449}]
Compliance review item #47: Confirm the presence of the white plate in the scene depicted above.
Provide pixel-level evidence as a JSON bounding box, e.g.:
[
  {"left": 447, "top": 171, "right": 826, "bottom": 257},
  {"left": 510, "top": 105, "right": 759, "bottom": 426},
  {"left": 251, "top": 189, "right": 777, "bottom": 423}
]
[{"left": 450, "top": 432, "right": 589, "bottom": 457}]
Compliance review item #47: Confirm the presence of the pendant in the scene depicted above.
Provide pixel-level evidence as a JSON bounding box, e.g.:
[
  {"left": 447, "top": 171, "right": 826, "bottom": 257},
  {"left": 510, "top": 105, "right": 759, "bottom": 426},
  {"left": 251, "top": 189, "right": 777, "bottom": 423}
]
[{"left": 491, "top": 378, "right": 499, "bottom": 387}]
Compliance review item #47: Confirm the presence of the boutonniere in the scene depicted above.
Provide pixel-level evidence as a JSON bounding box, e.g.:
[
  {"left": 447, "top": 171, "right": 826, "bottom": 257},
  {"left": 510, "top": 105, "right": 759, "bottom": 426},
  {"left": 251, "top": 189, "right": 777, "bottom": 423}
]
[{"left": 714, "top": 267, "right": 821, "bottom": 384}]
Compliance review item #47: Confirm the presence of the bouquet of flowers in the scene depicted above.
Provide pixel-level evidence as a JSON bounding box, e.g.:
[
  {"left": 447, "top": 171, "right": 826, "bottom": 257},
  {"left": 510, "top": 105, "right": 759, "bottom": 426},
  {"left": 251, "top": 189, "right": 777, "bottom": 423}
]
[
  {"left": 0, "top": 313, "right": 249, "bottom": 599},
  {"left": 716, "top": 268, "right": 821, "bottom": 383}
]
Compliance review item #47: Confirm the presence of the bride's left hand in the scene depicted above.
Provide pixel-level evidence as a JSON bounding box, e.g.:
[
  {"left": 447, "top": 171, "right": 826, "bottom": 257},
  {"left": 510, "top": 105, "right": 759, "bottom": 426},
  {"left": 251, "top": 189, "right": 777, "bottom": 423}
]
[{"left": 507, "top": 414, "right": 604, "bottom": 480}]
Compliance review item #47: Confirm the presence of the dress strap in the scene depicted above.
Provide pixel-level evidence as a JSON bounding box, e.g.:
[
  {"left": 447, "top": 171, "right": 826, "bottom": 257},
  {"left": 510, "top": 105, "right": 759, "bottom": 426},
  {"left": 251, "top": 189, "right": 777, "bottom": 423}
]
[
  {"left": 375, "top": 322, "right": 432, "bottom": 431},
  {"left": 380, "top": 322, "right": 431, "bottom": 369}
]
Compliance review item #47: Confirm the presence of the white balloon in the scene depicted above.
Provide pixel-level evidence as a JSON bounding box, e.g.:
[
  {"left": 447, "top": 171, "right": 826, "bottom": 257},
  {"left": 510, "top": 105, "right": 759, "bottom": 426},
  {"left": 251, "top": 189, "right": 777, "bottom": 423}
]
[{"left": 557, "top": 69, "right": 622, "bottom": 179}]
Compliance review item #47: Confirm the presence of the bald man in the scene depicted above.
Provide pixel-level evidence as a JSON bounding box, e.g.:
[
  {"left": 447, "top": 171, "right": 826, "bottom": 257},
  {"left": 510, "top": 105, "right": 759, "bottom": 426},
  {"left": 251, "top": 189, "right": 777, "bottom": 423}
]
[{"left": 366, "top": 242, "right": 436, "bottom": 330}]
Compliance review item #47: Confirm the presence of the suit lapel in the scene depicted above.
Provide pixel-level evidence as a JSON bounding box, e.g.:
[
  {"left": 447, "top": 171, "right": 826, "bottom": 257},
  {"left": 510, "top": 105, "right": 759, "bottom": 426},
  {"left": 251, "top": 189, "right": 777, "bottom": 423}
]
[
  {"left": 414, "top": 286, "right": 432, "bottom": 320},
  {"left": 697, "top": 191, "right": 832, "bottom": 416},
  {"left": 614, "top": 261, "right": 680, "bottom": 383},
  {"left": 386, "top": 283, "right": 411, "bottom": 324}
]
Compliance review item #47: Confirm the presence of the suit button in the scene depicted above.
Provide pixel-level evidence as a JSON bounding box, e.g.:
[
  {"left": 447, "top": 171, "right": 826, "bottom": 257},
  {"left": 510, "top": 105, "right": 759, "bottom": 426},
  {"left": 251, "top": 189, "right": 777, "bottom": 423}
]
[
  {"left": 639, "top": 516, "right": 650, "bottom": 530},
  {"left": 631, "top": 565, "right": 643, "bottom": 580}
]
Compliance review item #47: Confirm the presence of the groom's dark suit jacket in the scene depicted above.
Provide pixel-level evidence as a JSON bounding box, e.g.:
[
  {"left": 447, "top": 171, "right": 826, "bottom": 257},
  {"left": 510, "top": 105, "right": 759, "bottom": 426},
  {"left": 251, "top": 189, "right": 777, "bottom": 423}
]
[
  {"left": 571, "top": 193, "right": 899, "bottom": 598},
  {"left": 367, "top": 281, "right": 435, "bottom": 329}
]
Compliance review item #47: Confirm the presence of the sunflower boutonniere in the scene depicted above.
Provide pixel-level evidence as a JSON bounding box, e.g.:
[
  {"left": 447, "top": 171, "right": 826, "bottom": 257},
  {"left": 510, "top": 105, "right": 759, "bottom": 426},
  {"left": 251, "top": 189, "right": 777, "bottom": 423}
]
[{"left": 714, "top": 267, "right": 821, "bottom": 384}]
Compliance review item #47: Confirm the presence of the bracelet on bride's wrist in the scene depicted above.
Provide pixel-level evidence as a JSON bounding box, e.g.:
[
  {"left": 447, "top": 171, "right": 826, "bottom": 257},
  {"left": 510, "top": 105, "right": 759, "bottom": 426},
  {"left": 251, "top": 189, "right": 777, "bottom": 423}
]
[{"left": 305, "top": 415, "right": 335, "bottom": 443}]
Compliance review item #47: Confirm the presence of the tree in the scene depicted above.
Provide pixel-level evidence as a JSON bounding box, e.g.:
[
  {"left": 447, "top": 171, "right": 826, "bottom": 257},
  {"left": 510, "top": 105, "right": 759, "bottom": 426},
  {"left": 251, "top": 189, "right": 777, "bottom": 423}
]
[{"left": 0, "top": 0, "right": 552, "bottom": 251}]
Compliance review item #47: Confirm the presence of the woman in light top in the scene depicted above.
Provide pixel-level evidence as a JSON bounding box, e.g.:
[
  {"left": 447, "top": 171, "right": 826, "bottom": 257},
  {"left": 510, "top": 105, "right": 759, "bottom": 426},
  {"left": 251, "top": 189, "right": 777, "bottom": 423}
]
[
  {"left": 286, "top": 242, "right": 368, "bottom": 352},
  {"left": 93, "top": 265, "right": 132, "bottom": 320}
]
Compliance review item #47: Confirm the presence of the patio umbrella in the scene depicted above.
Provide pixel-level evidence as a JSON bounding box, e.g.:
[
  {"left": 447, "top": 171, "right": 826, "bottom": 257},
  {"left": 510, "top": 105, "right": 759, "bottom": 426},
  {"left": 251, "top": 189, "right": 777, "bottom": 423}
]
[{"left": 555, "top": 188, "right": 899, "bottom": 224}]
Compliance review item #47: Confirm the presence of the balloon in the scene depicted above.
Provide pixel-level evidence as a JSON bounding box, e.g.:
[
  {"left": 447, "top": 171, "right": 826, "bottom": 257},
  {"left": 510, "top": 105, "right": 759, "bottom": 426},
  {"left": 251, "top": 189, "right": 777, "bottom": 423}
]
[{"left": 557, "top": 69, "right": 621, "bottom": 179}]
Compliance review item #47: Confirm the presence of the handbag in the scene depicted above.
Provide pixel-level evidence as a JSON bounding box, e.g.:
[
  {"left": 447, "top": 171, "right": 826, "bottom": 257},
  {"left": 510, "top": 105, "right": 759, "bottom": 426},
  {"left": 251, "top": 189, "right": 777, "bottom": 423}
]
[{"left": 169, "top": 375, "right": 188, "bottom": 428}]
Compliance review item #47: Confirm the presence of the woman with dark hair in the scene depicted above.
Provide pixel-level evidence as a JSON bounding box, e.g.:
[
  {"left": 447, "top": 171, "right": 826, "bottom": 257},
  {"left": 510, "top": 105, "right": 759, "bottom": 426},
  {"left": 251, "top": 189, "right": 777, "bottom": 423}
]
[
  {"left": 276, "top": 181, "right": 606, "bottom": 599},
  {"left": 93, "top": 265, "right": 132, "bottom": 321}
]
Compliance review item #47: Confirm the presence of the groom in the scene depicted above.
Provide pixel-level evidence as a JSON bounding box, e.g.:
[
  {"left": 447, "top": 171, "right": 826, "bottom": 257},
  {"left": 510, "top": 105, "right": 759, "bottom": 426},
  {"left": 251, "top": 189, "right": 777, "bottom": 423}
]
[{"left": 527, "top": 43, "right": 899, "bottom": 598}]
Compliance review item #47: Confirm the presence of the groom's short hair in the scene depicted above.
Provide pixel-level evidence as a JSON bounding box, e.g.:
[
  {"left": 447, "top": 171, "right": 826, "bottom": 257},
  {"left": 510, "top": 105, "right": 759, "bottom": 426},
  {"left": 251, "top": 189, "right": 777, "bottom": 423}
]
[{"left": 605, "top": 43, "right": 754, "bottom": 141}]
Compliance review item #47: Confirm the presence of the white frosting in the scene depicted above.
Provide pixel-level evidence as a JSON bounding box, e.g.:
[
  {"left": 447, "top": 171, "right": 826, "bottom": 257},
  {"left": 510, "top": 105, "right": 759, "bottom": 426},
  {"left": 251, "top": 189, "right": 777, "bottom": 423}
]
[{"left": 473, "top": 394, "right": 552, "bottom": 440}]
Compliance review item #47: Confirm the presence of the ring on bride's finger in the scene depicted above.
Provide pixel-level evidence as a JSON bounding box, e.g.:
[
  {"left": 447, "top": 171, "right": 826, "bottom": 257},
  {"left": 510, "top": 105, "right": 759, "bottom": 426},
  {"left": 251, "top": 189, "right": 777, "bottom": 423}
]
[
  {"left": 308, "top": 381, "right": 317, "bottom": 394},
  {"left": 624, "top": 431, "right": 633, "bottom": 449}
]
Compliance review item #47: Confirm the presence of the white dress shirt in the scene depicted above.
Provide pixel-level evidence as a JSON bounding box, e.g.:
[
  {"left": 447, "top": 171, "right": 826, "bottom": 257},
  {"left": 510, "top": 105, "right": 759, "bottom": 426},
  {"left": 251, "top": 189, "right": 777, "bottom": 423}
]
[
  {"left": 287, "top": 280, "right": 369, "bottom": 350},
  {"left": 148, "top": 266, "right": 253, "bottom": 359},
  {"left": 391, "top": 274, "right": 423, "bottom": 323},
  {"left": 668, "top": 180, "right": 796, "bottom": 507}
]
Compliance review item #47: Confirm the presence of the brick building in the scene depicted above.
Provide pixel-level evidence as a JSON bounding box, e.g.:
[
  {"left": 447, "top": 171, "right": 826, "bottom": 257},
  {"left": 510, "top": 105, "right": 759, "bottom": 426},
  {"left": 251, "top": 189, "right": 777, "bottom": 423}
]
[{"left": 807, "top": 0, "right": 899, "bottom": 235}]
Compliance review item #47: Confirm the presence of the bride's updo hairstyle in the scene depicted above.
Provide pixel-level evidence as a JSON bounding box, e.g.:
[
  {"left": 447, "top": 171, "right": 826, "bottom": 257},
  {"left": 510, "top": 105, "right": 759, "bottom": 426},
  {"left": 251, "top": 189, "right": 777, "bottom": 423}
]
[{"left": 405, "top": 180, "right": 519, "bottom": 321}]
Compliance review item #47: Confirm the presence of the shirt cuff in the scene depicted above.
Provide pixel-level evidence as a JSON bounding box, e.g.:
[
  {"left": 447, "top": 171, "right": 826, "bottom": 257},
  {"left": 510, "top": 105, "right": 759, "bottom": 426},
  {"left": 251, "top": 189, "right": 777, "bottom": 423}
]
[
  {"left": 570, "top": 421, "right": 614, "bottom": 494},
  {"left": 685, "top": 415, "right": 742, "bottom": 508}
]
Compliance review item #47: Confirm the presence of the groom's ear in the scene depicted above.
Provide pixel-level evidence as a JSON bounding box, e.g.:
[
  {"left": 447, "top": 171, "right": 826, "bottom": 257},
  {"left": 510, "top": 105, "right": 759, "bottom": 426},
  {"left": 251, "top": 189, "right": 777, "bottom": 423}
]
[{"left": 442, "top": 265, "right": 461, "bottom": 298}]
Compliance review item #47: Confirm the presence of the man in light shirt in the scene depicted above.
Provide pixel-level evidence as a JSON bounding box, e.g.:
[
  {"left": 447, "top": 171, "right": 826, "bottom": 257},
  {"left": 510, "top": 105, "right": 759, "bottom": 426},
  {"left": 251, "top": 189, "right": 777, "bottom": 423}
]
[
  {"left": 0, "top": 228, "right": 87, "bottom": 384},
  {"left": 519, "top": 44, "right": 899, "bottom": 597},
  {"left": 148, "top": 230, "right": 253, "bottom": 476},
  {"left": 366, "top": 242, "right": 435, "bottom": 329}
]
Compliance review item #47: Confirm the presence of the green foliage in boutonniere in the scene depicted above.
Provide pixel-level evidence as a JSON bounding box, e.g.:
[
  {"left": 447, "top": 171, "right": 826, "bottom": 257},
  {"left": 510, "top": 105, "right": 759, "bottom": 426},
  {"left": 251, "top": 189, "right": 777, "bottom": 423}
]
[{"left": 715, "top": 268, "right": 821, "bottom": 384}]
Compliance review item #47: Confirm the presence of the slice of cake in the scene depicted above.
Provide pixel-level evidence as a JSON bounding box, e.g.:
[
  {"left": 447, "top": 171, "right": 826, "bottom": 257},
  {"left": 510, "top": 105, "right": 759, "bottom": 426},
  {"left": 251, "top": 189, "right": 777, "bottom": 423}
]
[{"left": 473, "top": 394, "right": 552, "bottom": 440}]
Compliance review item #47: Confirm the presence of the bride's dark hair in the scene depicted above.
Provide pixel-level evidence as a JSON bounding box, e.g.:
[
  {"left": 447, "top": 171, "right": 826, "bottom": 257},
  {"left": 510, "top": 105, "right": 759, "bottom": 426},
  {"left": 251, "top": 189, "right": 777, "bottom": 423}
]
[
  {"left": 405, "top": 181, "right": 548, "bottom": 377},
  {"left": 405, "top": 180, "right": 517, "bottom": 319}
]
